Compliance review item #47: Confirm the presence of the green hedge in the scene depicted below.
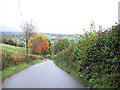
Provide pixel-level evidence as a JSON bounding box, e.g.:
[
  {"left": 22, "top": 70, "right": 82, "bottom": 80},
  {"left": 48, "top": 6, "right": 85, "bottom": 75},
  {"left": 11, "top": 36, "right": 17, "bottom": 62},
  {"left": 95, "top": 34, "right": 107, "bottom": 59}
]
[{"left": 52, "top": 24, "right": 120, "bottom": 88}]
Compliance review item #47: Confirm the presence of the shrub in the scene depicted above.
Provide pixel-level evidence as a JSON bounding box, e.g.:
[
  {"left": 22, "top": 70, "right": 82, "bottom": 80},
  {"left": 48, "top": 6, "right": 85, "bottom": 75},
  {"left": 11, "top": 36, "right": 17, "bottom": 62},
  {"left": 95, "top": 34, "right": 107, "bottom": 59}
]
[
  {"left": 18, "top": 43, "right": 24, "bottom": 47},
  {"left": 12, "top": 55, "right": 25, "bottom": 65},
  {"left": 2, "top": 49, "right": 13, "bottom": 69},
  {"left": 2, "top": 37, "right": 8, "bottom": 44}
]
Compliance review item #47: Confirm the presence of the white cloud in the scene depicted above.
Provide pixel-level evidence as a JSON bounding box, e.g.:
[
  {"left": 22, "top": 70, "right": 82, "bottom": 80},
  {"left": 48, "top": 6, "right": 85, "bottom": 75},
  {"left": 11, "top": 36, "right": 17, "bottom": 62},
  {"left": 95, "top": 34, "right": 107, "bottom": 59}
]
[{"left": 0, "top": 0, "right": 119, "bottom": 34}]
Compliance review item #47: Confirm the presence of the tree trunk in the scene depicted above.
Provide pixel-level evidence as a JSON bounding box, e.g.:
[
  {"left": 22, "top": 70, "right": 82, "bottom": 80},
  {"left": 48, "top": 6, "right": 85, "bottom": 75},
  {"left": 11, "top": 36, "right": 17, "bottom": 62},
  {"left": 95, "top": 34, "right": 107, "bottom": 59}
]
[{"left": 25, "top": 33, "right": 28, "bottom": 62}]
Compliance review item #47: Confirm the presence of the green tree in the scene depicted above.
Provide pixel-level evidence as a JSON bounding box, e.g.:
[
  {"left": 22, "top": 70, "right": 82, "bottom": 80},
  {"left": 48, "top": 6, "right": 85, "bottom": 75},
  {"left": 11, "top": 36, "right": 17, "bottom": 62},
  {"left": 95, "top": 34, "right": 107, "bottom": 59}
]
[
  {"left": 54, "top": 38, "right": 70, "bottom": 54},
  {"left": 2, "top": 37, "right": 8, "bottom": 44},
  {"left": 46, "top": 40, "right": 52, "bottom": 55}
]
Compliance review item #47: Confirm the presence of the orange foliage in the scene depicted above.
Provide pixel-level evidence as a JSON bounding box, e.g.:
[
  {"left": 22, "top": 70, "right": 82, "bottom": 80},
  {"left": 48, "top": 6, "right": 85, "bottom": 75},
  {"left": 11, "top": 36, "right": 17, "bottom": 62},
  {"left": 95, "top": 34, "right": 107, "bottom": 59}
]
[
  {"left": 36, "top": 41, "right": 49, "bottom": 53},
  {"left": 29, "top": 34, "right": 49, "bottom": 54},
  {"left": 12, "top": 55, "right": 25, "bottom": 65},
  {"left": 29, "top": 55, "right": 37, "bottom": 60}
]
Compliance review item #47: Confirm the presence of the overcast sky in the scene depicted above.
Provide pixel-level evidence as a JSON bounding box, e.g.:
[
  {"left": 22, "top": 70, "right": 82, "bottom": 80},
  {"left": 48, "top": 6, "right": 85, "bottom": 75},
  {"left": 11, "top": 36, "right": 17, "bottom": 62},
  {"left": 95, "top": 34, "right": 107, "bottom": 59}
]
[{"left": 0, "top": 0, "right": 119, "bottom": 34}]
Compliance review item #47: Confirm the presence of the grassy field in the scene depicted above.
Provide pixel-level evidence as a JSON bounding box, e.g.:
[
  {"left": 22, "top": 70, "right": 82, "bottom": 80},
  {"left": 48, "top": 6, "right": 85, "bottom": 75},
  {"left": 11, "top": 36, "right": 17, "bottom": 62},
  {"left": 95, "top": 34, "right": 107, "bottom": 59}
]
[
  {"left": 1, "top": 43, "right": 32, "bottom": 56},
  {"left": 1, "top": 43, "right": 25, "bottom": 56},
  {"left": 46, "top": 36, "right": 56, "bottom": 39},
  {"left": 61, "top": 36, "right": 79, "bottom": 42},
  {"left": 12, "top": 37, "right": 25, "bottom": 44}
]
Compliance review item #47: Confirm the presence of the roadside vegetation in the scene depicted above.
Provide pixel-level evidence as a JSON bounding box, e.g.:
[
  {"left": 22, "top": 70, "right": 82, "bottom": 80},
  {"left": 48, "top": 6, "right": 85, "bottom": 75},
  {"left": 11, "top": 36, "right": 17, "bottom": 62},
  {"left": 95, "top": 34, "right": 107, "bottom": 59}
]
[
  {"left": 2, "top": 59, "right": 45, "bottom": 82},
  {"left": 51, "top": 23, "right": 120, "bottom": 88},
  {"left": 1, "top": 42, "right": 45, "bottom": 83}
]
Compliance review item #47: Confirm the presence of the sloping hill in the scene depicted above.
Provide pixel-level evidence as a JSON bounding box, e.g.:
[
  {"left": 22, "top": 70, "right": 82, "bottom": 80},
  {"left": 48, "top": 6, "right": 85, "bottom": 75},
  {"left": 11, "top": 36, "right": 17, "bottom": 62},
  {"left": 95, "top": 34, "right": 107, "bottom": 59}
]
[{"left": 1, "top": 43, "right": 25, "bottom": 56}]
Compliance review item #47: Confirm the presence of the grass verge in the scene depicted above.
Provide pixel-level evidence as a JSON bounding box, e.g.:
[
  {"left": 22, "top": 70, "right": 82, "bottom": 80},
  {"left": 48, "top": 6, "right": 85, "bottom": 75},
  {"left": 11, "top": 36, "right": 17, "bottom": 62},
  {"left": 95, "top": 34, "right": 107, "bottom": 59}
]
[{"left": 0, "top": 59, "right": 45, "bottom": 83}]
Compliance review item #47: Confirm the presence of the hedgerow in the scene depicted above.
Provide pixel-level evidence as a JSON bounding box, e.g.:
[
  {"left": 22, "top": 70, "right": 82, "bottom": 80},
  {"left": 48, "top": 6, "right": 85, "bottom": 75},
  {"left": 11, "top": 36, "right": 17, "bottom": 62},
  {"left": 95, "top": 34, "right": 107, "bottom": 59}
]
[
  {"left": 2, "top": 49, "right": 44, "bottom": 70},
  {"left": 52, "top": 24, "right": 120, "bottom": 88}
]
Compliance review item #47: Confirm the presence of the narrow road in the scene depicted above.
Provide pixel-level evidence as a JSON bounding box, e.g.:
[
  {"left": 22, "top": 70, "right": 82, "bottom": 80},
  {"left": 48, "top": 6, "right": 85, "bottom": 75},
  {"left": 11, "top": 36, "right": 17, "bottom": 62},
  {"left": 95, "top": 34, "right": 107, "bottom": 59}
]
[{"left": 2, "top": 59, "right": 85, "bottom": 88}]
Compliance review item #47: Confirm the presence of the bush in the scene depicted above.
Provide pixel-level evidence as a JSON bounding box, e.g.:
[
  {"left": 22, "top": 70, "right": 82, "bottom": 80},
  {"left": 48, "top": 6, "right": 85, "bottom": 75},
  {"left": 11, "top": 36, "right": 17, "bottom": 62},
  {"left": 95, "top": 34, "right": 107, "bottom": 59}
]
[
  {"left": 18, "top": 43, "right": 24, "bottom": 47},
  {"left": 26, "top": 55, "right": 44, "bottom": 63},
  {"left": 2, "top": 49, "right": 13, "bottom": 69},
  {"left": 2, "top": 37, "right": 8, "bottom": 44},
  {"left": 29, "top": 55, "right": 37, "bottom": 60},
  {"left": 12, "top": 55, "right": 25, "bottom": 65}
]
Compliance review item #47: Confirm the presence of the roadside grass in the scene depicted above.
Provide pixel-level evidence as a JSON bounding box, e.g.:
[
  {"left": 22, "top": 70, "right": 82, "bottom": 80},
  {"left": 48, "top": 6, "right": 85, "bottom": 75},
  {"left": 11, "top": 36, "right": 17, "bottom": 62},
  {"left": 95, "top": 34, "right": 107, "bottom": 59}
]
[{"left": 1, "top": 59, "right": 45, "bottom": 83}]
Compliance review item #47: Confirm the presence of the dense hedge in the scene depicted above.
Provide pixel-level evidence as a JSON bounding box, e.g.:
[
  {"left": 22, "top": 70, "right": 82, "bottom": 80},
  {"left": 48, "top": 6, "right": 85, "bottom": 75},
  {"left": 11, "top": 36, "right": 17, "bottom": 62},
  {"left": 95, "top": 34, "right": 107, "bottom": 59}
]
[
  {"left": 52, "top": 24, "right": 120, "bottom": 88},
  {"left": 54, "top": 38, "right": 70, "bottom": 54}
]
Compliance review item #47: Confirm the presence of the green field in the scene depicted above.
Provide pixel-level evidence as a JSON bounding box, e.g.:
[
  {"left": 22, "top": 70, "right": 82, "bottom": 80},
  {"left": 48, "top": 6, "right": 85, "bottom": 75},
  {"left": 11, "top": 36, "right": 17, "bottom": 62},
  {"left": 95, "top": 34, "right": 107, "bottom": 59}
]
[
  {"left": 61, "top": 36, "right": 79, "bottom": 42},
  {"left": 12, "top": 37, "right": 25, "bottom": 44},
  {"left": 0, "top": 43, "right": 25, "bottom": 56},
  {"left": 46, "top": 36, "right": 56, "bottom": 39}
]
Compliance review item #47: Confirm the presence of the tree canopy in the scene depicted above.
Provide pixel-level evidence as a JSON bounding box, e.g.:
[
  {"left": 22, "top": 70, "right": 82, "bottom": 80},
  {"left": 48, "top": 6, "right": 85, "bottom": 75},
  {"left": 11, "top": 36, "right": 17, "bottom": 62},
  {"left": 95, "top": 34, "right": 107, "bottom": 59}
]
[
  {"left": 54, "top": 38, "right": 70, "bottom": 54},
  {"left": 29, "top": 34, "right": 49, "bottom": 55}
]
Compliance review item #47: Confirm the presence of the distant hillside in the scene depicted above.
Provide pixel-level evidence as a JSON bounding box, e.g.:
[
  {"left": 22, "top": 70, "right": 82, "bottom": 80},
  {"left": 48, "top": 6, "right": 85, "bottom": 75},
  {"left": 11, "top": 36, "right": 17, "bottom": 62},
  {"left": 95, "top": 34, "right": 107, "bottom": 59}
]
[{"left": 0, "top": 25, "right": 21, "bottom": 32}]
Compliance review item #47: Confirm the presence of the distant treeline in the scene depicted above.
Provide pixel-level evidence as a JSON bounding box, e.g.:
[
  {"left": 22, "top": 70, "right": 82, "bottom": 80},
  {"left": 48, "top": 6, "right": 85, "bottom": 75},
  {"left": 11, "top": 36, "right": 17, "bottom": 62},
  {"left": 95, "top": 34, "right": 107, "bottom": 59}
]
[
  {"left": 2, "top": 32, "right": 81, "bottom": 44},
  {"left": 1, "top": 36, "right": 24, "bottom": 47}
]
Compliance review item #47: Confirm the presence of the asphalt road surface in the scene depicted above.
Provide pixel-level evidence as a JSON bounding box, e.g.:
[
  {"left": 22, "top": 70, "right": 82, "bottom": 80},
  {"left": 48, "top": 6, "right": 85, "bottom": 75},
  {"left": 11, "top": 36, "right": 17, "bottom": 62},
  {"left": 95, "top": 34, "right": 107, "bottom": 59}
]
[{"left": 2, "top": 59, "right": 85, "bottom": 88}]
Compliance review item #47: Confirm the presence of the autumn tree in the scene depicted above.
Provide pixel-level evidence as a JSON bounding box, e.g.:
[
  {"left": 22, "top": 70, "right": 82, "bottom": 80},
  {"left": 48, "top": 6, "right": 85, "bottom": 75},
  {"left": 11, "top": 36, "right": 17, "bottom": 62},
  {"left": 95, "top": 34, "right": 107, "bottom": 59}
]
[
  {"left": 21, "top": 21, "right": 36, "bottom": 61},
  {"left": 29, "top": 34, "right": 49, "bottom": 56}
]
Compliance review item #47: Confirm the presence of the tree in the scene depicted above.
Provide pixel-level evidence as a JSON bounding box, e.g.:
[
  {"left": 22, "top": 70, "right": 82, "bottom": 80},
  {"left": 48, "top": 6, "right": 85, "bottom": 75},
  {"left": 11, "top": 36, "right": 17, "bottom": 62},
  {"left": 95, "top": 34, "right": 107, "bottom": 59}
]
[
  {"left": 29, "top": 34, "right": 49, "bottom": 56},
  {"left": 2, "top": 37, "right": 8, "bottom": 44},
  {"left": 7, "top": 39, "right": 17, "bottom": 46},
  {"left": 54, "top": 38, "right": 70, "bottom": 54},
  {"left": 21, "top": 21, "right": 36, "bottom": 62},
  {"left": 46, "top": 40, "right": 53, "bottom": 55}
]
